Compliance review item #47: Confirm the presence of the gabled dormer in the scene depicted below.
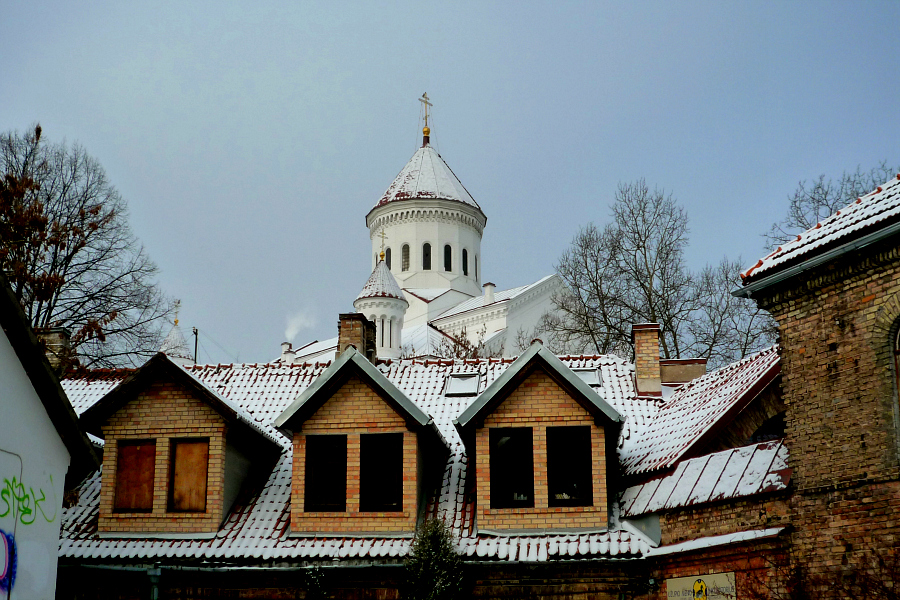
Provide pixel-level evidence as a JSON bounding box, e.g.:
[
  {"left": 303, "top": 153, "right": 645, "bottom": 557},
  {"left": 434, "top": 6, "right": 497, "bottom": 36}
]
[
  {"left": 80, "top": 353, "right": 282, "bottom": 536},
  {"left": 455, "top": 342, "right": 622, "bottom": 533},
  {"left": 275, "top": 347, "right": 447, "bottom": 535}
]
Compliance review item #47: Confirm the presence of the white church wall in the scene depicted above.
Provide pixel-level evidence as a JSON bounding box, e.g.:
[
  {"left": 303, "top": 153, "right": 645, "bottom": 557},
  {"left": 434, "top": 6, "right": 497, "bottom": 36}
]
[{"left": 0, "top": 328, "right": 71, "bottom": 600}]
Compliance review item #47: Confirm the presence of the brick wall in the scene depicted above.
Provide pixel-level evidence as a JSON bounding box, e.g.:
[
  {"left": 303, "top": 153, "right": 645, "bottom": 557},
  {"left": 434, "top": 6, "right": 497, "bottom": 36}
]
[
  {"left": 291, "top": 374, "right": 418, "bottom": 534},
  {"left": 475, "top": 367, "right": 608, "bottom": 531},
  {"left": 660, "top": 496, "right": 790, "bottom": 545},
  {"left": 752, "top": 240, "right": 900, "bottom": 574},
  {"left": 99, "top": 379, "right": 226, "bottom": 534}
]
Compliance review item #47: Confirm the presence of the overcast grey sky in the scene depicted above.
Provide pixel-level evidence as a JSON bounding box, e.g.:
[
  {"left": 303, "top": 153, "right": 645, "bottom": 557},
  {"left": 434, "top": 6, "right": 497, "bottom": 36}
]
[{"left": 2, "top": 1, "right": 898, "bottom": 364}]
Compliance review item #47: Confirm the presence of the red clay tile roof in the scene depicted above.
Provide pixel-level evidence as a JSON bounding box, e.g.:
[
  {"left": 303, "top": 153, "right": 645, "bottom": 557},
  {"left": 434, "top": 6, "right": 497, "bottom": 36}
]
[{"left": 742, "top": 173, "right": 900, "bottom": 282}]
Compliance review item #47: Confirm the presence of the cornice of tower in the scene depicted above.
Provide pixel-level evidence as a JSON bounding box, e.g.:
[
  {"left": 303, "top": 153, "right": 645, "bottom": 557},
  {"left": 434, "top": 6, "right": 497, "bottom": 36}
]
[{"left": 366, "top": 198, "right": 487, "bottom": 238}]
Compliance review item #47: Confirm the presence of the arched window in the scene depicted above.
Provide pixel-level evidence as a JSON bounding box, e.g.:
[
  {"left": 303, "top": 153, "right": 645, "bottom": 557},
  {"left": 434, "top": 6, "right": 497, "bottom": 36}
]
[
  {"left": 385, "top": 248, "right": 391, "bottom": 269},
  {"left": 475, "top": 255, "right": 478, "bottom": 281},
  {"left": 462, "top": 249, "right": 469, "bottom": 276},
  {"left": 444, "top": 245, "right": 452, "bottom": 272},
  {"left": 401, "top": 245, "right": 410, "bottom": 271},
  {"left": 423, "top": 243, "right": 431, "bottom": 270}
]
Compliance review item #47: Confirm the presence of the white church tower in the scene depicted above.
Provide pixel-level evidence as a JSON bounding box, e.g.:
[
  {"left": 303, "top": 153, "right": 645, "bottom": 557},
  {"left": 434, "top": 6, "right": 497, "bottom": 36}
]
[{"left": 364, "top": 94, "right": 487, "bottom": 328}]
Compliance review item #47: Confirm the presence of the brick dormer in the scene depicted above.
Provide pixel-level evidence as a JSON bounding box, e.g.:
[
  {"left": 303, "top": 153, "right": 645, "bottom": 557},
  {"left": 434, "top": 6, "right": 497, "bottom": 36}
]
[
  {"left": 80, "top": 353, "right": 281, "bottom": 536},
  {"left": 275, "top": 347, "right": 447, "bottom": 535},
  {"left": 454, "top": 342, "right": 622, "bottom": 533}
]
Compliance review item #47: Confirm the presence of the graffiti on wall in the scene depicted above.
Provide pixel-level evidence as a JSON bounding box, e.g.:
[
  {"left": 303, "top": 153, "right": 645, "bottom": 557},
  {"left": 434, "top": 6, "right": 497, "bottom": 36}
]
[
  {"left": 0, "top": 529, "right": 15, "bottom": 592},
  {"left": 0, "top": 475, "right": 57, "bottom": 526}
]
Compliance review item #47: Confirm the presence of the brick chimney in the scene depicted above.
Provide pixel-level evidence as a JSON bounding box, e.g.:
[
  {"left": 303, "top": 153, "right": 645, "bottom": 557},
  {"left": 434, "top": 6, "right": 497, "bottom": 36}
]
[
  {"left": 632, "top": 323, "right": 661, "bottom": 396},
  {"left": 337, "top": 313, "right": 377, "bottom": 362},
  {"left": 35, "top": 327, "right": 75, "bottom": 373}
]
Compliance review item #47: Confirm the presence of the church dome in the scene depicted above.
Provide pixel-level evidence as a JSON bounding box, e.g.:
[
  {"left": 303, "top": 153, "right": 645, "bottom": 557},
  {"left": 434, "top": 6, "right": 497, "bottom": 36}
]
[
  {"left": 355, "top": 260, "right": 408, "bottom": 304},
  {"left": 369, "top": 144, "right": 483, "bottom": 215}
]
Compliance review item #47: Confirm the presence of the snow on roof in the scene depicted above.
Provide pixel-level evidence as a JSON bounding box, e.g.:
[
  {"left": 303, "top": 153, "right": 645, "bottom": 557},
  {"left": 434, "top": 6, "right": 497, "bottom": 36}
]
[
  {"left": 644, "top": 527, "right": 785, "bottom": 558},
  {"left": 372, "top": 144, "right": 482, "bottom": 212},
  {"left": 355, "top": 260, "right": 408, "bottom": 304},
  {"left": 742, "top": 173, "right": 900, "bottom": 282},
  {"left": 621, "top": 346, "right": 780, "bottom": 476},
  {"left": 60, "top": 353, "right": 649, "bottom": 562},
  {"left": 621, "top": 439, "right": 791, "bottom": 517},
  {"left": 291, "top": 337, "right": 338, "bottom": 363},
  {"left": 398, "top": 323, "right": 455, "bottom": 358},
  {"left": 403, "top": 287, "right": 452, "bottom": 303},
  {"left": 434, "top": 275, "right": 555, "bottom": 321}
]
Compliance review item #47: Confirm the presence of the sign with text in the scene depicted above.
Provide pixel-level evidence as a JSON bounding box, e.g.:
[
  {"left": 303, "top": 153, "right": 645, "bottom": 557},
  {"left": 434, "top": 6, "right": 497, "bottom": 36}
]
[{"left": 666, "top": 572, "right": 736, "bottom": 599}]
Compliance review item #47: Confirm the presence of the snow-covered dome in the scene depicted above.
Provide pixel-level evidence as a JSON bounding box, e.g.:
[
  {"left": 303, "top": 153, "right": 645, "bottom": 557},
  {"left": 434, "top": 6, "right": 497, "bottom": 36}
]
[
  {"left": 354, "top": 260, "right": 408, "bottom": 360},
  {"left": 371, "top": 144, "right": 482, "bottom": 212},
  {"left": 355, "top": 260, "right": 408, "bottom": 304},
  {"left": 160, "top": 321, "right": 193, "bottom": 365}
]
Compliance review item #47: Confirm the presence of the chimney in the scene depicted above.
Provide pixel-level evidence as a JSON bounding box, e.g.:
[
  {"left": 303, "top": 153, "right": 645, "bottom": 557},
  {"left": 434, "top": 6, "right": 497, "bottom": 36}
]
[
  {"left": 632, "top": 323, "right": 661, "bottom": 396},
  {"left": 337, "top": 313, "right": 377, "bottom": 362},
  {"left": 281, "top": 341, "right": 296, "bottom": 364},
  {"left": 35, "top": 327, "right": 75, "bottom": 373},
  {"left": 483, "top": 282, "right": 496, "bottom": 304}
]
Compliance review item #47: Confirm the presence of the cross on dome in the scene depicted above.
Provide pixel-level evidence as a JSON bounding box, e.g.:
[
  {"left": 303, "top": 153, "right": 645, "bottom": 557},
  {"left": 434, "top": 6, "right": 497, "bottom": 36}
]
[{"left": 420, "top": 93, "right": 433, "bottom": 145}]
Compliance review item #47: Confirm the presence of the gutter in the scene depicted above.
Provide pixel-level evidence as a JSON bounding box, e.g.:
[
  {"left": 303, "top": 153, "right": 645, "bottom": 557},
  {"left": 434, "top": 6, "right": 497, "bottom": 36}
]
[{"left": 733, "top": 219, "right": 900, "bottom": 298}]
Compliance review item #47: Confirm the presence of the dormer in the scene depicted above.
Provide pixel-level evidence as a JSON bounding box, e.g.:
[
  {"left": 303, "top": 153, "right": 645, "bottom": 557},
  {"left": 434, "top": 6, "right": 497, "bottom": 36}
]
[
  {"left": 455, "top": 342, "right": 622, "bottom": 533},
  {"left": 275, "top": 347, "right": 447, "bottom": 535},
  {"left": 80, "top": 353, "right": 282, "bottom": 536}
]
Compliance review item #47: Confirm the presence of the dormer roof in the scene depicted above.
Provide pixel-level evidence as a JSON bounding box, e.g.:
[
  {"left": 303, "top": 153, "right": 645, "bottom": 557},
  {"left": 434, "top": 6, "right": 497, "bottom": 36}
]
[
  {"left": 355, "top": 260, "right": 408, "bottom": 304},
  {"left": 79, "top": 352, "right": 282, "bottom": 457},
  {"left": 369, "top": 144, "right": 483, "bottom": 215}
]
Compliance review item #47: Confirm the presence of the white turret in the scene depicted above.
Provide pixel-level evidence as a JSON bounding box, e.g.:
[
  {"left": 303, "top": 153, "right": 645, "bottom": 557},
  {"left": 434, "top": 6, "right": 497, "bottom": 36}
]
[
  {"left": 365, "top": 121, "right": 487, "bottom": 301},
  {"left": 353, "top": 259, "right": 409, "bottom": 360}
]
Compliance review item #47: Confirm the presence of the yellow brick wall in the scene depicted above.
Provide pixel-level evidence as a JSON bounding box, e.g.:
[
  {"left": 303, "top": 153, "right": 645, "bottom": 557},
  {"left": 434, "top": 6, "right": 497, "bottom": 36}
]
[
  {"left": 99, "top": 379, "right": 226, "bottom": 534},
  {"left": 476, "top": 367, "right": 608, "bottom": 531},
  {"left": 291, "top": 374, "right": 418, "bottom": 534}
]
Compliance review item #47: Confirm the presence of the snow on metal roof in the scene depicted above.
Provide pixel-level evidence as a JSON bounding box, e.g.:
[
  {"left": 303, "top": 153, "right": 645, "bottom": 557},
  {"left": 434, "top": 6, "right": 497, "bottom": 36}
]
[
  {"left": 60, "top": 354, "right": 651, "bottom": 562},
  {"left": 434, "top": 275, "right": 555, "bottom": 321},
  {"left": 621, "top": 346, "right": 780, "bottom": 476},
  {"left": 644, "top": 527, "right": 785, "bottom": 557},
  {"left": 621, "top": 439, "right": 791, "bottom": 517},
  {"left": 355, "top": 260, "right": 408, "bottom": 304},
  {"left": 398, "top": 323, "right": 454, "bottom": 358},
  {"left": 373, "top": 144, "right": 482, "bottom": 212},
  {"left": 403, "top": 287, "right": 452, "bottom": 303},
  {"left": 742, "top": 173, "right": 900, "bottom": 282}
]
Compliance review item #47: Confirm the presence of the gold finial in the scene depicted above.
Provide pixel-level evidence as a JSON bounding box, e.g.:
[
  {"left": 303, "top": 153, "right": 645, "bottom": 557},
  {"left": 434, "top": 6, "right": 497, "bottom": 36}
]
[
  {"left": 174, "top": 299, "right": 181, "bottom": 326},
  {"left": 378, "top": 230, "right": 388, "bottom": 261},
  {"left": 419, "top": 93, "right": 433, "bottom": 144}
]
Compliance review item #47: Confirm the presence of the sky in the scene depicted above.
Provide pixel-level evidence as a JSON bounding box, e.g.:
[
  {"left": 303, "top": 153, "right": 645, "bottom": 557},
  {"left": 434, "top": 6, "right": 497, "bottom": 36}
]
[{"left": 1, "top": 1, "right": 898, "bottom": 364}]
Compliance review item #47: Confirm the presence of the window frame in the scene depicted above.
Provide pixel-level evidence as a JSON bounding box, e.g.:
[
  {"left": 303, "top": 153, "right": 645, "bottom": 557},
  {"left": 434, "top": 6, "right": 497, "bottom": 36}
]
[
  {"left": 401, "top": 244, "right": 410, "bottom": 271},
  {"left": 423, "top": 243, "right": 432, "bottom": 270},
  {"left": 359, "top": 433, "right": 404, "bottom": 512},
  {"left": 546, "top": 426, "right": 593, "bottom": 508},
  {"left": 489, "top": 427, "right": 535, "bottom": 509},
  {"left": 167, "top": 437, "right": 210, "bottom": 513},
  {"left": 444, "top": 244, "right": 452, "bottom": 272},
  {"left": 462, "top": 249, "right": 469, "bottom": 276},
  {"left": 113, "top": 439, "right": 157, "bottom": 513},
  {"left": 304, "top": 434, "right": 348, "bottom": 512},
  {"left": 385, "top": 247, "right": 392, "bottom": 269}
]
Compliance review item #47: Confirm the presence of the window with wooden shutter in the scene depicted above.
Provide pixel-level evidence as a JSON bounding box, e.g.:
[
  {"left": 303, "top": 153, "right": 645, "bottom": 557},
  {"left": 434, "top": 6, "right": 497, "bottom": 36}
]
[
  {"left": 168, "top": 438, "right": 210, "bottom": 512},
  {"left": 114, "top": 440, "right": 156, "bottom": 512}
]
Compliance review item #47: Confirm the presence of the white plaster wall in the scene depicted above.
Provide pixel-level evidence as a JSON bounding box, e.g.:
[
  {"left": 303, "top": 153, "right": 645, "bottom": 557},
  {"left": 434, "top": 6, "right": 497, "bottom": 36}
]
[{"left": 0, "top": 329, "right": 70, "bottom": 600}]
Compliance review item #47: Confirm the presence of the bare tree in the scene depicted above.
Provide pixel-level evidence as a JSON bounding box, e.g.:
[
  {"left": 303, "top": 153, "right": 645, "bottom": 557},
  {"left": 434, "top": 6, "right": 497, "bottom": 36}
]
[
  {"left": 765, "top": 161, "right": 897, "bottom": 247},
  {"left": 546, "top": 180, "right": 775, "bottom": 368},
  {"left": 0, "top": 125, "right": 172, "bottom": 368}
]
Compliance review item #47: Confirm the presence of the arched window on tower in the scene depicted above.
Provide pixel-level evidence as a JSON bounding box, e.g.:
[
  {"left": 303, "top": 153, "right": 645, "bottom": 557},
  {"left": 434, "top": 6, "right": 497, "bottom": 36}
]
[
  {"left": 385, "top": 248, "right": 391, "bottom": 269},
  {"left": 444, "top": 245, "right": 452, "bottom": 272},
  {"left": 423, "top": 243, "right": 431, "bottom": 270},
  {"left": 475, "top": 255, "right": 478, "bottom": 281},
  {"left": 463, "top": 249, "right": 469, "bottom": 276},
  {"left": 401, "top": 245, "right": 410, "bottom": 271}
]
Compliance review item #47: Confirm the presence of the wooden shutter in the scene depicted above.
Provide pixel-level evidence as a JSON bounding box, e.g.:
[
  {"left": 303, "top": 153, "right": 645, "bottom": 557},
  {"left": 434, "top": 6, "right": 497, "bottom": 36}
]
[
  {"left": 168, "top": 439, "right": 209, "bottom": 512},
  {"left": 114, "top": 440, "right": 156, "bottom": 512}
]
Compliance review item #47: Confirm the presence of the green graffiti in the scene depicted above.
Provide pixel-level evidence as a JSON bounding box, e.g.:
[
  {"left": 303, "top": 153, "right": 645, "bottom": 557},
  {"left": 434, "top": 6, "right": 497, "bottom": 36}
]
[{"left": 0, "top": 475, "right": 57, "bottom": 525}]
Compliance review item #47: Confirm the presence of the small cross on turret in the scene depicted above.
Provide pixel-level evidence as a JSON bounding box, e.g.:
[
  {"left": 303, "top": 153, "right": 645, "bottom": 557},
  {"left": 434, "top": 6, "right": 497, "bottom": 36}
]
[
  {"left": 420, "top": 93, "right": 433, "bottom": 145},
  {"left": 378, "top": 229, "right": 388, "bottom": 261}
]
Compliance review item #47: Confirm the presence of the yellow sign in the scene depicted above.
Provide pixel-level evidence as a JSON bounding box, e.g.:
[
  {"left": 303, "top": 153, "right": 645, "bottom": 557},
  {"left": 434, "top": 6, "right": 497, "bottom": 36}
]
[{"left": 666, "top": 572, "right": 736, "bottom": 599}]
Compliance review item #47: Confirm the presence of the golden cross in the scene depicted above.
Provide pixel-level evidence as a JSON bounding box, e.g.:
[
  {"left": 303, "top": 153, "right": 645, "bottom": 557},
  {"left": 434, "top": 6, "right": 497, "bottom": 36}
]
[
  {"left": 378, "top": 230, "right": 388, "bottom": 260},
  {"left": 420, "top": 93, "right": 433, "bottom": 128},
  {"left": 174, "top": 299, "right": 181, "bottom": 326}
]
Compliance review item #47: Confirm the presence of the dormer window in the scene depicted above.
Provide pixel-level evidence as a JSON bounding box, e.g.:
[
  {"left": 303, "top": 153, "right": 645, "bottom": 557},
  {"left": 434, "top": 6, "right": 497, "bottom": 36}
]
[
  {"left": 573, "top": 368, "right": 602, "bottom": 386},
  {"left": 547, "top": 426, "right": 592, "bottom": 507},
  {"left": 168, "top": 438, "right": 210, "bottom": 512},
  {"left": 305, "top": 435, "right": 347, "bottom": 512},
  {"left": 446, "top": 373, "right": 479, "bottom": 396}
]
